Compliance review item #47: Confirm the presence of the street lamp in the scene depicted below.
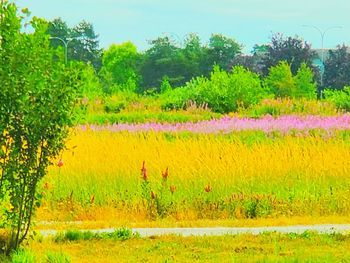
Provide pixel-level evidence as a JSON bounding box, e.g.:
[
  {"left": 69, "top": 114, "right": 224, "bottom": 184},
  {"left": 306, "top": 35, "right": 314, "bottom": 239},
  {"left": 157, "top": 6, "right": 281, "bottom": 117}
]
[
  {"left": 162, "top": 32, "right": 183, "bottom": 47},
  {"left": 302, "top": 25, "right": 342, "bottom": 86},
  {"left": 49, "top": 36, "right": 74, "bottom": 64}
]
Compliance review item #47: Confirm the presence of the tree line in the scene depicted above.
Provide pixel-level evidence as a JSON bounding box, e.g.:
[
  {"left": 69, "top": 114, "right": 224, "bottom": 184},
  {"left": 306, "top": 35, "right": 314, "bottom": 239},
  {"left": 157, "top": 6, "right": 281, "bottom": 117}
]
[{"left": 47, "top": 18, "right": 350, "bottom": 95}]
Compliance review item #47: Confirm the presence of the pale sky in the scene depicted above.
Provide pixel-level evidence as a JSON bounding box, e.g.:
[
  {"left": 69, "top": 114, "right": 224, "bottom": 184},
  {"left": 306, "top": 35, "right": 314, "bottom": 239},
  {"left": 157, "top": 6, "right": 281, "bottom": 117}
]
[{"left": 15, "top": 0, "right": 350, "bottom": 53}]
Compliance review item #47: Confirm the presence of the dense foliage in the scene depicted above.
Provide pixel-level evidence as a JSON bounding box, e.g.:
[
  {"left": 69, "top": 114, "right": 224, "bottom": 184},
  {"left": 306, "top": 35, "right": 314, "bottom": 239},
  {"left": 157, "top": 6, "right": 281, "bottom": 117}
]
[
  {"left": 99, "top": 41, "right": 140, "bottom": 93},
  {"left": 47, "top": 18, "right": 102, "bottom": 71},
  {"left": 265, "top": 62, "right": 316, "bottom": 99},
  {"left": 323, "top": 45, "right": 350, "bottom": 90},
  {"left": 323, "top": 86, "right": 350, "bottom": 111},
  {"left": 261, "top": 33, "right": 316, "bottom": 76},
  {"left": 0, "top": 2, "right": 81, "bottom": 253}
]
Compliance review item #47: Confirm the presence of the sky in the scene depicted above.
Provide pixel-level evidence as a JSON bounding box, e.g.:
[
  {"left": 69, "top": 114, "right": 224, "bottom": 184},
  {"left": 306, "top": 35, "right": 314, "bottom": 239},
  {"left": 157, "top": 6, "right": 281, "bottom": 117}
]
[{"left": 15, "top": 0, "right": 350, "bottom": 53}]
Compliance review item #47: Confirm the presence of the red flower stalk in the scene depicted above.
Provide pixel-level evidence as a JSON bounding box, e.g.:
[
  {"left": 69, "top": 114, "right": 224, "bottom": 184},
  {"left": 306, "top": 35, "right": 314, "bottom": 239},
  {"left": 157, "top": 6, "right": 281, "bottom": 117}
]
[
  {"left": 57, "top": 159, "right": 64, "bottom": 167},
  {"left": 151, "top": 191, "right": 156, "bottom": 199},
  {"left": 162, "top": 167, "right": 169, "bottom": 180},
  {"left": 43, "top": 182, "right": 50, "bottom": 190},
  {"left": 170, "top": 185, "right": 176, "bottom": 194},
  {"left": 141, "top": 161, "right": 148, "bottom": 181},
  {"left": 90, "top": 195, "right": 95, "bottom": 204},
  {"left": 204, "top": 184, "right": 212, "bottom": 193}
]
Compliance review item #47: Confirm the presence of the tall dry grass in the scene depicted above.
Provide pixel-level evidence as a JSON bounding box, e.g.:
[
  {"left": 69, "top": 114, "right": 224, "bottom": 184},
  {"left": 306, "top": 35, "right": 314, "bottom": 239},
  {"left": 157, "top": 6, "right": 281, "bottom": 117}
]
[{"left": 41, "top": 130, "right": 350, "bottom": 220}]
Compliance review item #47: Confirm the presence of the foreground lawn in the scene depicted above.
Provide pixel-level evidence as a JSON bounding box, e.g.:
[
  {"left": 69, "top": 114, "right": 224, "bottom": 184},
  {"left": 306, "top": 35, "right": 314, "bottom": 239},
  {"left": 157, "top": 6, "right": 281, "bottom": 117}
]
[{"left": 11, "top": 232, "right": 350, "bottom": 262}]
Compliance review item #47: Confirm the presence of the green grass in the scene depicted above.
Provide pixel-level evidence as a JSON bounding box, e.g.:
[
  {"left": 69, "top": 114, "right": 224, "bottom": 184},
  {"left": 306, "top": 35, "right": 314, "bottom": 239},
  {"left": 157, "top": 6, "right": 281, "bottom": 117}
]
[
  {"left": 53, "top": 228, "right": 137, "bottom": 242},
  {"left": 81, "top": 110, "right": 221, "bottom": 124},
  {"left": 14, "top": 232, "right": 350, "bottom": 262}
]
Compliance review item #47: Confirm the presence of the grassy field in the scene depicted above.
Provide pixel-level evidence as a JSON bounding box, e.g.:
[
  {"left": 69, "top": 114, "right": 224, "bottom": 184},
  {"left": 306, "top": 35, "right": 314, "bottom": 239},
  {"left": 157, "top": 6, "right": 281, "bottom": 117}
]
[
  {"left": 35, "top": 126, "right": 350, "bottom": 223},
  {"left": 5, "top": 231, "right": 350, "bottom": 262},
  {"left": 23, "top": 112, "right": 350, "bottom": 262}
]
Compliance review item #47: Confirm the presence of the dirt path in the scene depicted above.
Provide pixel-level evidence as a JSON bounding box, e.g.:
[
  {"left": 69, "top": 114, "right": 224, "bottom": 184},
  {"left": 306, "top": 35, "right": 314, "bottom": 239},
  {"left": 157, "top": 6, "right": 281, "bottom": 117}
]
[{"left": 39, "top": 224, "right": 350, "bottom": 237}]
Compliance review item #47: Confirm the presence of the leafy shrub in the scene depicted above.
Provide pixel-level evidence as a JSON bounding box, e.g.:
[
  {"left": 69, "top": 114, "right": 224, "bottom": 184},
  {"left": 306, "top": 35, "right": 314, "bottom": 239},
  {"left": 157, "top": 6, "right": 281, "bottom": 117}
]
[
  {"left": 227, "top": 66, "right": 268, "bottom": 110},
  {"left": 160, "top": 76, "right": 172, "bottom": 93},
  {"left": 323, "top": 86, "right": 350, "bottom": 111},
  {"left": 180, "top": 65, "right": 268, "bottom": 113},
  {"left": 104, "top": 100, "right": 126, "bottom": 113},
  {"left": 76, "top": 63, "right": 103, "bottom": 100},
  {"left": 0, "top": 2, "right": 82, "bottom": 252},
  {"left": 265, "top": 61, "right": 295, "bottom": 98},
  {"left": 265, "top": 62, "right": 317, "bottom": 99},
  {"left": 294, "top": 63, "right": 317, "bottom": 99},
  {"left": 160, "top": 86, "right": 192, "bottom": 110},
  {"left": 106, "top": 78, "right": 138, "bottom": 94},
  {"left": 103, "top": 92, "right": 139, "bottom": 113}
]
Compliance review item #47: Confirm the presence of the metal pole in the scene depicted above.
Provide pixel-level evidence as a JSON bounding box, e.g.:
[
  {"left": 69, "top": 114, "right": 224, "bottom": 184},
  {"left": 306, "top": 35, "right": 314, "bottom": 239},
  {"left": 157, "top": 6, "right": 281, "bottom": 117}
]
[
  {"left": 49, "top": 36, "right": 70, "bottom": 64},
  {"left": 162, "top": 32, "right": 182, "bottom": 47},
  {"left": 302, "top": 25, "right": 342, "bottom": 87}
]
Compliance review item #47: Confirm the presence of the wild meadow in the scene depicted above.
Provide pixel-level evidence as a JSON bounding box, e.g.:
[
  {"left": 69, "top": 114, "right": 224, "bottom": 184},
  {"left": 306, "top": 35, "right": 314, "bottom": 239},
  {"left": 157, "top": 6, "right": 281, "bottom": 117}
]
[
  {"left": 37, "top": 114, "right": 350, "bottom": 224},
  {"left": 3, "top": 1, "right": 350, "bottom": 260}
]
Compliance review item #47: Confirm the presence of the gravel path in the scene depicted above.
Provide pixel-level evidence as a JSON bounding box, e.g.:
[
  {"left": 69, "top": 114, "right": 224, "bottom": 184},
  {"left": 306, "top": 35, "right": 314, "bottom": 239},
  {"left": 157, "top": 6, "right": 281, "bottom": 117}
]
[{"left": 39, "top": 224, "right": 350, "bottom": 237}]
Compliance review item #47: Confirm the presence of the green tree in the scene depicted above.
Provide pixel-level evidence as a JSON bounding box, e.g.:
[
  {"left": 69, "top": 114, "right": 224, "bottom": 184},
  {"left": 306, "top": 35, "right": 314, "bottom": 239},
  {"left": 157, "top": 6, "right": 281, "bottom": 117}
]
[
  {"left": 265, "top": 61, "right": 296, "bottom": 98},
  {"left": 231, "top": 44, "right": 269, "bottom": 75},
  {"left": 262, "top": 33, "right": 316, "bottom": 76},
  {"left": 206, "top": 34, "right": 242, "bottom": 71},
  {"left": 293, "top": 63, "right": 317, "bottom": 99},
  {"left": 70, "top": 20, "right": 102, "bottom": 70},
  {"left": 323, "top": 86, "right": 350, "bottom": 111},
  {"left": 46, "top": 17, "right": 69, "bottom": 46},
  {"left": 323, "top": 45, "right": 350, "bottom": 90},
  {"left": 99, "top": 41, "right": 140, "bottom": 93},
  {"left": 0, "top": 2, "right": 81, "bottom": 253},
  {"left": 182, "top": 33, "right": 205, "bottom": 78},
  {"left": 77, "top": 63, "right": 103, "bottom": 99},
  {"left": 191, "top": 65, "right": 266, "bottom": 113},
  {"left": 47, "top": 18, "right": 102, "bottom": 71},
  {"left": 139, "top": 36, "right": 182, "bottom": 91}
]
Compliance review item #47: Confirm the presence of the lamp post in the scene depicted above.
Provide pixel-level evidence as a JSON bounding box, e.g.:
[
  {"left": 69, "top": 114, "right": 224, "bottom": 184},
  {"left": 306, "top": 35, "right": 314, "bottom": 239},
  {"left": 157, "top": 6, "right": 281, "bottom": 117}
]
[
  {"left": 302, "top": 25, "right": 342, "bottom": 86},
  {"left": 49, "top": 36, "right": 74, "bottom": 64},
  {"left": 162, "top": 32, "right": 183, "bottom": 47}
]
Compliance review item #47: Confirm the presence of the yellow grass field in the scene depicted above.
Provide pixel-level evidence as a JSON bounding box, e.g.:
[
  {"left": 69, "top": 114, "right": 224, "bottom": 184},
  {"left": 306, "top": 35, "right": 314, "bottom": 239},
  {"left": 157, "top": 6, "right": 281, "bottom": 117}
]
[{"left": 38, "top": 130, "right": 350, "bottom": 222}]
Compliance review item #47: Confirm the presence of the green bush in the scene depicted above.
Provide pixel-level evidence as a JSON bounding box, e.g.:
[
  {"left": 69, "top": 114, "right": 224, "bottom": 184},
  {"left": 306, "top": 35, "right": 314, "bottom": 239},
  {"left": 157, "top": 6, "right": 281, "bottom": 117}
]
[
  {"left": 0, "top": 2, "right": 81, "bottom": 252},
  {"left": 265, "top": 61, "right": 295, "bottom": 98},
  {"left": 103, "top": 92, "right": 139, "bottom": 113},
  {"left": 160, "top": 86, "right": 192, "bottom": 110},
  {"left": 76, "top": 63, "right": 103, "bottom": 100},
  {"left": 323, "top": 86, "right": 350, "bottom": 111},
  {"left": 104, "top": 100, "right": 126, "bottom": 113},
  {"left": 191, "top": 65, "right": 268, "bottom": 113},
  {"left": 265, "top": 62, "right": 317, "bottom": 99},
  {"left": 160, "top": 76, "right": 172, "bottom": 93},
  {"left": 294, "top": 63, "right": 317, "bottom": 99},
  {"left": 161, "top": 65, "right": 269, "bottom": 113}
]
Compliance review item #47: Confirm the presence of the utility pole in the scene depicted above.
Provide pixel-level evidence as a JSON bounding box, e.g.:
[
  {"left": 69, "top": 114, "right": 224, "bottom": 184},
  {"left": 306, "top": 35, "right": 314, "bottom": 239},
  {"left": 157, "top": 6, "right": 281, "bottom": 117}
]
[{"left": 302, "top": 25, "right": 342, "bottom": 87}]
